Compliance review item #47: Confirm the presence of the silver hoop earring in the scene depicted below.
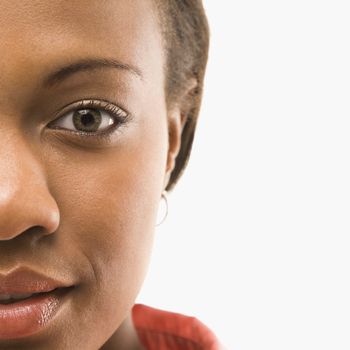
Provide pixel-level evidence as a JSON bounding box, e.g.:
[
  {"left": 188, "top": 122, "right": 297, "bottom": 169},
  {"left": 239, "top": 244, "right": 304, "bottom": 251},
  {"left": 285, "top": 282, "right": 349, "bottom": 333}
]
[{"left": 156, "top": 190, "right": 169, "bottom": 227}]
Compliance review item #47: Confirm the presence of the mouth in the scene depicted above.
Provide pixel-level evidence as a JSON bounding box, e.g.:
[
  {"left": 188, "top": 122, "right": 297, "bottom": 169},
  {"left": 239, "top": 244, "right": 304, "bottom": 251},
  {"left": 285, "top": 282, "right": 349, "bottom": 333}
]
[
  {"left": 0, "top": 266, "right": 76, "bottom": 340},
  {"left": 0, "top": 286, "right": 73, "bottom": 305}
]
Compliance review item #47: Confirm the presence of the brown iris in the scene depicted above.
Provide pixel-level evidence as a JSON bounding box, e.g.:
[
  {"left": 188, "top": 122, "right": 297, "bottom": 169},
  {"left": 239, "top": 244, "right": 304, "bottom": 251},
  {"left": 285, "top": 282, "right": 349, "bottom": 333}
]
[{"left": 73, "top": 109, "right": 102, "bottom": 132}]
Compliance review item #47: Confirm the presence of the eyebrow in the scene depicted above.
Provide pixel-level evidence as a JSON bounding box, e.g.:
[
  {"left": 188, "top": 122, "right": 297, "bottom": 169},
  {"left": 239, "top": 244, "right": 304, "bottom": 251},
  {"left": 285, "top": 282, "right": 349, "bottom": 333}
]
[{"left": 43, "top": 57, "right": 143, "bottom": 88}]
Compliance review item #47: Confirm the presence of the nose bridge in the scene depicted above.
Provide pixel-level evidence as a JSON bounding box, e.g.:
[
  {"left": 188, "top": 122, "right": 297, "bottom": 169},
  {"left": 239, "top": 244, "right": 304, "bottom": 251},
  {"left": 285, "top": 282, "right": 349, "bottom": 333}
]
[{"left": 0, "top": 133, "right": 60, "bottom": 240}]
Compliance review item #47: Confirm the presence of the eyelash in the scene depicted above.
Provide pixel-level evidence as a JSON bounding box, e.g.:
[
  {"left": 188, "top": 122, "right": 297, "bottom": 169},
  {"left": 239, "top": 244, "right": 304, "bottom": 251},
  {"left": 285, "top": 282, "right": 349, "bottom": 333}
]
[{"left": 49, "top": 99, "right": 131, "bottom": 141}]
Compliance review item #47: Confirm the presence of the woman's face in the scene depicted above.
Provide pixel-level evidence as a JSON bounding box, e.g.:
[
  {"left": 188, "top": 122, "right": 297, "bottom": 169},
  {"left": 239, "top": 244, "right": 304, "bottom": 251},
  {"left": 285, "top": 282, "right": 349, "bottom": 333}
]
[{"left": 0, "top": 0, "right": 181, "bottom": 349}]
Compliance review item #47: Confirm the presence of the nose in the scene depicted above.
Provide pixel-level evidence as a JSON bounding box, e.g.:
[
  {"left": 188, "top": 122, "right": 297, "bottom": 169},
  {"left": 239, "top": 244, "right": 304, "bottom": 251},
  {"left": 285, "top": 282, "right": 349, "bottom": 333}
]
[{"left": 0, "top": 134, "right": 60, "bottom": 241}]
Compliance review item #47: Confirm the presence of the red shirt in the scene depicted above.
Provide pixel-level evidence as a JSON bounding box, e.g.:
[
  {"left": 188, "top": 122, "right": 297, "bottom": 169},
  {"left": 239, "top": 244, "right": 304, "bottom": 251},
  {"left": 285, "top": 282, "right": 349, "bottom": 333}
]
[{"left": 132, "top": 304, "right": 223, "bottom": 350}]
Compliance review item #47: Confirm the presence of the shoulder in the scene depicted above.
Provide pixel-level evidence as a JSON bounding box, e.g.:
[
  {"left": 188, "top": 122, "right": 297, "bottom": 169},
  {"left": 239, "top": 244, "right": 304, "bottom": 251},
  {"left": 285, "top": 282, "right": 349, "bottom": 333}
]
[{"left": 132, "top": 303, "right": 222, "bottom": 350}]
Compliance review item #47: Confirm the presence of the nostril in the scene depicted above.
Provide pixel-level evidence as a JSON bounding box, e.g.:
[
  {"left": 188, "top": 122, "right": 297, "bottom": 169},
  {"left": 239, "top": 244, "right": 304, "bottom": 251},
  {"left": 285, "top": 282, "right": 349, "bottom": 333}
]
[
  {"left": 25, "top": 225, "right": 56, "bottom": 244},
  {"left": 0, "top": 225, "right": 52, "bottom": 243},
  {"left": 27, "top": 225, "right": 48, "bottom": 235}
]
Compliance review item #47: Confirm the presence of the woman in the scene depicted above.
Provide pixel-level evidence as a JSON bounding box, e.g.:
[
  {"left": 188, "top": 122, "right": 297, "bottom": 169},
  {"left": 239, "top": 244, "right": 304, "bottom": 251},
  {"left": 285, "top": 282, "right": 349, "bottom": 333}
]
[{"left": 0, "top": 0, "right": 220, "bottom": 349}]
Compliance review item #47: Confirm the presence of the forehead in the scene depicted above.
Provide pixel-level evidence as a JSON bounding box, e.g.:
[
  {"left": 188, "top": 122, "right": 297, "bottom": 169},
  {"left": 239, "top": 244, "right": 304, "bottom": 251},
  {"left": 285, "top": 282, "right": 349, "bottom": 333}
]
[{"left": 0, "top": 0, "right": 163, "bottom": 96}]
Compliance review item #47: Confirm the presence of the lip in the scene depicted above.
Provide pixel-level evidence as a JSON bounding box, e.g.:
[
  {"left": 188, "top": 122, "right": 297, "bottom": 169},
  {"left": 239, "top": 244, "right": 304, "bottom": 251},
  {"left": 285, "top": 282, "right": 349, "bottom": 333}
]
[
  {"left": 0, "top": 266, "right": 75, "bottom": 340},
  {"left": 0, "top": 266, "right": 72, "bottom": 294}
]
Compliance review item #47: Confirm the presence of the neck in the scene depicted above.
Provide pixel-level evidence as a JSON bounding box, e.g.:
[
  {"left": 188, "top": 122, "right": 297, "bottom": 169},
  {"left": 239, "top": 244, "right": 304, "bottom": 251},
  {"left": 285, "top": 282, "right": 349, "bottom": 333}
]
[{"left": 100, "top": 310, "right": 145, "bottom": 350}]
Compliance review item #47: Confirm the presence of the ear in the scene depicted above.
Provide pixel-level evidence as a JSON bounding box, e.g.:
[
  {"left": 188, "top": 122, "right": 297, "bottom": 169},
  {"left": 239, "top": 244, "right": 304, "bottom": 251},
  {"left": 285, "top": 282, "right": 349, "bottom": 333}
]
[
  {"left": 163, "top": 78, "right": 198, "bottom": 190},
  {"left": 162, "top": 108, "right": 187, "bottom": 190}
]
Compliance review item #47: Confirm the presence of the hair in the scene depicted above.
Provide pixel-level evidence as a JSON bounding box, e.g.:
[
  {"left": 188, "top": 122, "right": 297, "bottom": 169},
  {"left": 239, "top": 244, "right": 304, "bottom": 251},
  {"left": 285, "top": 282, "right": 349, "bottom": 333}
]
[{"left": 154, "top": 0, "right": 210, "bottom": 192}]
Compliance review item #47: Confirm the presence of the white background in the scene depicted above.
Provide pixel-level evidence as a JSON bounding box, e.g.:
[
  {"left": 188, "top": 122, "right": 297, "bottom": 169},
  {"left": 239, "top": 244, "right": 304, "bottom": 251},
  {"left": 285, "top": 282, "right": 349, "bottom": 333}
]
[{"left": 137, "top": 1, "right": 350, "bottom": 349}]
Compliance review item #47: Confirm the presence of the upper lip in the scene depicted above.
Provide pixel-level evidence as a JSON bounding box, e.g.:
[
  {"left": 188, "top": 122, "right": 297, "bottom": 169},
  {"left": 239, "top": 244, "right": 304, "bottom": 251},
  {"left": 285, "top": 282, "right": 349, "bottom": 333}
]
[{"left": 0, "top": 266, "right": 72, "bottom": 295}]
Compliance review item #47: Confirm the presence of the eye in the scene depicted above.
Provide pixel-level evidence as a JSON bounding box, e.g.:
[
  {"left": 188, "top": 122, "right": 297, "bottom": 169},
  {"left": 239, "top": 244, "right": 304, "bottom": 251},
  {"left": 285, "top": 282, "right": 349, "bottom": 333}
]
[{"left": 48, "top": 99, "right": 130, "bottom": 138}]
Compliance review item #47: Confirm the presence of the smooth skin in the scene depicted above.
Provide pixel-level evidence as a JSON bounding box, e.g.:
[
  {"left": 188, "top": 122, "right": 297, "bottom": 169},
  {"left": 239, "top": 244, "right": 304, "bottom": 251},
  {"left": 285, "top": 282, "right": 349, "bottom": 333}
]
[{"left": 0, "top": 1, "right": 187, "bottom": 349}]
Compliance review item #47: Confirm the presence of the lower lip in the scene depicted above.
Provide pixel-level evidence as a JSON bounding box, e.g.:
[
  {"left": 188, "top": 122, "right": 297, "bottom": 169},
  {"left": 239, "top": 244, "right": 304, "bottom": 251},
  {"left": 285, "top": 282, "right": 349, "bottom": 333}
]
[{"left": 0, "top": 287, "right": 73, "bottom": 340}]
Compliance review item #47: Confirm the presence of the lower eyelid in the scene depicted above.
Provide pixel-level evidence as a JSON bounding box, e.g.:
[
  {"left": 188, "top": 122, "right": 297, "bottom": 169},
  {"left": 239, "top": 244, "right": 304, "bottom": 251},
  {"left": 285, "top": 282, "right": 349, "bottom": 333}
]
[
  {"left": 48, "top": 118, "right": 125, "bottom": 142},
  {"left": 47, "top": 125, "right": 125, "bottom": 148}
]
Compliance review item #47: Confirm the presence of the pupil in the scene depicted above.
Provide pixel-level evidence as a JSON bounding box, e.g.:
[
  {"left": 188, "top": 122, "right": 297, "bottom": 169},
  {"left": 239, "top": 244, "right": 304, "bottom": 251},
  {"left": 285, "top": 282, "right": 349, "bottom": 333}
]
[{"left": 81, "top": 114, "right": 94, "bottom": 126}]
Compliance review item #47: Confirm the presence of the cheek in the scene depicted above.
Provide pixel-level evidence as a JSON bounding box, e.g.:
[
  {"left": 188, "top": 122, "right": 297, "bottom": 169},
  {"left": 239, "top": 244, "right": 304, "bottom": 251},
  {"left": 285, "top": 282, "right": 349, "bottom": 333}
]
[{"left": 44, "top": 111, "right": 168, "bottom": 342}]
